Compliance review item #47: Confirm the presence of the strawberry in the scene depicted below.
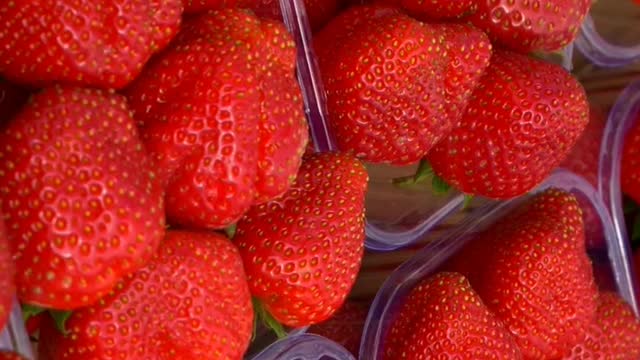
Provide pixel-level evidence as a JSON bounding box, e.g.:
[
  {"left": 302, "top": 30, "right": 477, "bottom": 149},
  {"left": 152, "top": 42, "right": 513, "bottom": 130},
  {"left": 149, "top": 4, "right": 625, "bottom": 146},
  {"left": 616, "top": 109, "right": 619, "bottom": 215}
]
[
  {"left": 234, "top": 152, "right": 368, "bottom": 327},
  {"left": 447, "top": 189, "right": 598, "bottom": 358},
  {"left": 183, "top": 0, "right": 236, "bottom": 12},
  {"left": 0, "top": 78, "right": 28, "bottom": 124},
  {"left": 314, "top": 5, "right": 450, "bottom": 165},
  {"left": 565, "top": 292, "right": 640, "bottom": 359},
  {"left": 0, "top": 353, "right": 26, "bottom": 360},
  {"left": 427, "top": 50, "right": 589, "bottom": 199},
  {"left": 469, "top": 0, "right": 591, "bottom": 53},
  {"left": 125, "top": 9, "right": 308, "bottom": 231},
  {"left": 39, "top": 230, "right": 253, "bottom": 360},
  {"left": 622, "top": 117, "right": 640, "bottom": 205},
  {"left": 378, "top": 0, "right": 476, "bottom": 21},
  {"left": 0, "top": 213, "right": 14, "bottom": 330},
  {"left": 309, "top": 301, "right": 369, "bottom": 356},
  {"left": 384, "top": 272, "right": 522, "bottom": 359},
  {"left": 248, "top": 0, "right": 342, "bottom": 31},
  {"left": 560, "top": 106, "right": 607, "bottom": 188},
  {"left": 0, "top": 86, "right": 165, "bottom": 310},
  {"left": 0, "top": 0, "right": 183, "bottom": 89}
]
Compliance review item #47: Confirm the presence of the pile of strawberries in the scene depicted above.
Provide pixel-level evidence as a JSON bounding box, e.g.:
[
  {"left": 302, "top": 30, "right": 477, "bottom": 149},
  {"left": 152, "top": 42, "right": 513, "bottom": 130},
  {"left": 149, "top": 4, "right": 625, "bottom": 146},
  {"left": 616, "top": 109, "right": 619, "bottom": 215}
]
[{"left": 0, "top": 0, "right": 639, "bottom": 359}]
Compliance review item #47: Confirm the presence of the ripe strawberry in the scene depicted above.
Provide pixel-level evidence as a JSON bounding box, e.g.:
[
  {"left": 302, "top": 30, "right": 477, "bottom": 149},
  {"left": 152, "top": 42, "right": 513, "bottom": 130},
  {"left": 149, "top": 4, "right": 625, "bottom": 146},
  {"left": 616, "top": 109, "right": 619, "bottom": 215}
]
[
  {"left": 235, "top": 152, "right": 368, "bottom": 327},
  {"left": 566, "top": 292, "right": 640, "bottom": 359},
  {"left": 0, "top": 353, "right": 26, "bottom": 360},
  {"left": 384, "top": 272, "right": 522, "bottom": 359},
  {"left": 622, "top": 117, "right": 640, "bottom": 204},
  {"left": 182, "top": 0, "right": 235, "bottom": 12},
  {"left": 0, "top": 86, "right": 165, "bottom": 310},
  {"left": 378, "top": 0, "right": 476, "bottom": 21},
  {"left": 0, "top": 0, "right": 183, "bottom": 89},
  {"left": 447, "top": 189, "right": 598, "bottom": 358},
  {"left": 427, "top": 50, "right": 589, "bottom": 199},
  {"left": 39, "top": 230, "right": 253, "bottom": 360},
  {"left": 126, "top": 9, "right": 307, "bottom": 231},
  {"left": 560, "top": 106, "right": 607, "bottom": 188},
  {"left": 469, "top": 0, "right": 591, "bottom": 53},
  {"left": 314, "top": 5, "right": 449, "bottom": 165},
  {"left": 309, "top": 301, "right": 369, "bottom": 356},
  {"left": 0, "top": 213, "right": 14, "bottom": 330},
  {"left": 0, "top": 78, "right": 28, "bottom": 124}
]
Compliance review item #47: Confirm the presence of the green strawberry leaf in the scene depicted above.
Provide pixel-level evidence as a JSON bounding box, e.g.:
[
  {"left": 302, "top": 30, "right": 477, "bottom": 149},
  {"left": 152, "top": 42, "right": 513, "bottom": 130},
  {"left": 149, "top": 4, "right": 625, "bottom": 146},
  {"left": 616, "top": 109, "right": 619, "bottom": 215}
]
[
  {"left": 225, "top": 224, "right": 237, "bottom": 239},
  {"left": 22, "top": 303, "right": 46, "bottom": 322},
  {"left": 431, "top": 174, "right": 451, "bottom": 195},
  {"left": 392, "top": 160, "right": 433, "bottom": 187},
  {"left": 462, "top": 195, "right": 475, "bottom": 210},
  {"left": 50, "top": 310, "right": 73, "bottom": 335},
  {"left": 252, "top": 298, "right": 287, "bottom": 339}
]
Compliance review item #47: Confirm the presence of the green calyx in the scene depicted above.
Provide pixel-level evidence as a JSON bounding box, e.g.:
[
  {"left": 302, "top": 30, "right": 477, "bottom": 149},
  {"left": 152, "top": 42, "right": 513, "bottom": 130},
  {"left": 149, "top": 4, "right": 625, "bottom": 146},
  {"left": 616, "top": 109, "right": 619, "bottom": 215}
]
[
  {"left": 22, "top": 303, "right": 72, "bottom": 336},
  {"left": 225, "top": 223, "right": 237, "bottom": 239},
  {"left": 252, "top": 298, "right": 287, "bottom": 340},
  {"left": 392, "top": 160, "right": 452, "bottom": 195}
]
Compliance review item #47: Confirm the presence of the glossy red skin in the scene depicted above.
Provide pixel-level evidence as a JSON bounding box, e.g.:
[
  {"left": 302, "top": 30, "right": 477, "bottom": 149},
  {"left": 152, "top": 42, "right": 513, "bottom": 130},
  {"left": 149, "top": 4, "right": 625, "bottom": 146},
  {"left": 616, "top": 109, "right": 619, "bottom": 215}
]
[
  {"left": 0, "top": 352, "right": 26, "bottom": 360},
  {"left": 435, "top": 23, "right": 492, "bottom": 128},
  {"left": 469, "top": 0, "right": 591, "bottom": 53},
  {"left": 622, "top": 117, "right": 640, "bottom": 205},
  {"left": 182, "top": 0, "right": 237, "bottom": 12},
  {"left": 447, "top": 189, "right": 598, "bottom": 359},
  {"left": 314, "top": 5, "right": 449, "bottom": 165},
  {"left": 427, "top": 50, "right": 589, "bottom": 199},
  {"left": 377, "top": 0, "right": 476, "bottom": 21},
  {"left": 0, "top": 0, "right": 183, "bottom": 89},
  {"left": 39, "top": 231, "right": 253, "bottom": 360},
  {"left": 565, "top": 292, "right": 640, "bottom": 359},
  {"left": 0, "top": 86, "right": 166, "bottom": 310},
  {"left": 235, "top": 152, "right": 368, "bottom": 327},
  {"left": 126, "top": 9, "right": 307, "bottom": 230},
  {"left": 309, "top": 301, "right": 369, "bottom": 356},
  {"left": 384, "top": 272, "right": 522, "bottom": 359},
  {"left": 0, "top": 214, "right": 15, "bottom": 330}
]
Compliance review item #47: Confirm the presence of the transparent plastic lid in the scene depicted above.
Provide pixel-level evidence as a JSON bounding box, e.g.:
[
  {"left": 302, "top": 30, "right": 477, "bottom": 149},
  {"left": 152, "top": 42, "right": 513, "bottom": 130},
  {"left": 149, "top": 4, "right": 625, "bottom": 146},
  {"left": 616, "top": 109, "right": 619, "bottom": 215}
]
[
  {"left": 250, "top": 334, "right": 355, "bottom": 360},
  {"left": 575, "top": 2, "right": 640, "bottom": 67},
  {"left": 283, "top": 0, "right": 578, "bottom": 251},
  {"left": 359, "top": 170, "right": 639, "bottom": 359},
  {"left": 0, "top": 300, "right": 34, "bottom": 359}
]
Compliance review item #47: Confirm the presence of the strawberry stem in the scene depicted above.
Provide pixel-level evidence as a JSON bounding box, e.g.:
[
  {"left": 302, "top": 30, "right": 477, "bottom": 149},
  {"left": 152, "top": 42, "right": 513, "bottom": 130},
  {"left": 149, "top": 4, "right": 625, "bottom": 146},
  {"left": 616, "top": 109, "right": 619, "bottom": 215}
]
[{"left": 252, "top": 298, "right": 287, "bottom": 339}]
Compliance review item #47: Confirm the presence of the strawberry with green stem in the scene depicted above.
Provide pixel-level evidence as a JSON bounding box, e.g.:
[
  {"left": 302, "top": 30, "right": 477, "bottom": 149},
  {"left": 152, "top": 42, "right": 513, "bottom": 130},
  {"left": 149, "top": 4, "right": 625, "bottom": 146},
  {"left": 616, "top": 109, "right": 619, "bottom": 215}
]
[
  {"left": 0, "top": 86, "right": 166, "bottom": 310},
  {"left": 39, "top": 230, "right": 253, "bottom": 360},
  {"left": 235, "top": 152, "right": 368, "bottom": 328},
  {"left": 0, "top": 0, "right": 183, "bottom": 89}
]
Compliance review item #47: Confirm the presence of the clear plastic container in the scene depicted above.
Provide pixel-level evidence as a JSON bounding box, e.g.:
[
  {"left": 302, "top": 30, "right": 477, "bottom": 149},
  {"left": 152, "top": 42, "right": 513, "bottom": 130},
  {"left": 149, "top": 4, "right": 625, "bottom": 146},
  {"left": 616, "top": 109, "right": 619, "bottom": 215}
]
[
  {"left": 282, "top": 0, "right": 580, "bottom": 251},
  {"left": 359, "top": 169, "right": 640, "bottom": 359},
  {"left": 251, "top": 334, "right": 355, "bottom": 360},
  {"left": 0, "top": 300, "right": 34, "bottom": 359},
  {"left": 575, "top": 1, "right": 640, "bottom": 68}
]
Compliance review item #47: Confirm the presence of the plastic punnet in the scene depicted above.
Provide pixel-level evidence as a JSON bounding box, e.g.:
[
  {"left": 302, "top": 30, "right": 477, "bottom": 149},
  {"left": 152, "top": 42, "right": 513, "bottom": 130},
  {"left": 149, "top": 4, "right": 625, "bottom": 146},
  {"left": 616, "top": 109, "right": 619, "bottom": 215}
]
[
  {"left": 575, "top": 2, "right": 640, "bottom": 68},
  {"left": 250, "top": 334, "right": 355, "bottom": 360},
  {"left": 0, "top": 300, "right": 34, "bottom": 359},
  {"left": 359, "top": 170, "right": 639, "bottom": 359}
]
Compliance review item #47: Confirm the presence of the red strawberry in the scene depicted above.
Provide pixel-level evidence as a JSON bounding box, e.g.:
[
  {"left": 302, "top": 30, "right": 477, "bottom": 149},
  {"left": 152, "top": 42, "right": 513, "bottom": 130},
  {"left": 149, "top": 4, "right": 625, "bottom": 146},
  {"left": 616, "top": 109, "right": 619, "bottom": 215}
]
[
  {"left": 39, "top": 230, "right": 253, "bottom": 360},
  {"left": 447, "top": 189, "right": 598, "bottom": 358},
  {"left": 378, "top": 0, "right": 476, "bottom": 21},
  {"left": 565, "top": 292, "right": 640, "bottom": 359},
  {"left": 182, "top": 0, "right": 236, "bottom": 12},
  {"left": 0, "top": 86, "right": 165, "bottom": 310},
  {"left": 435, "top": 23, "right": 492, "bottom": 128},
  {"left": 622, "top": 117, "right": 640, "bottom": 204},
  {"left": 560, "top": 106, "right": 607, "bottom": 188},
  {"left": 314, "top": 5, "right": 449, "bottom": 165},
  {"left": 125, "top": 9, "right": 307, "bottom": 230},
  {"left": 469, "top": 0, "right": 591, "bottom": 53},
  {"left": 0, "top": 78, "right": 28, "bottom": 124},
  {"left": 427, "top": 50, "right": 589, "bottom": 199},
  {"left": 0, "top": 213, "right": 14, "bottom": 330},
  {"left": 309, "top": 301, "right": 369, "bottom": 356},
  {"left": 0, "top": 0, "right": 183, "bottom": 89},
  {"left": 384, "top": 272, "right": 522, "bottom": 359},
  {"left": 0, "top": 353, "right": 26, "bottom": 360},
  {"left": 235, "top": 152, "right": 368, "bottom": 327}
]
